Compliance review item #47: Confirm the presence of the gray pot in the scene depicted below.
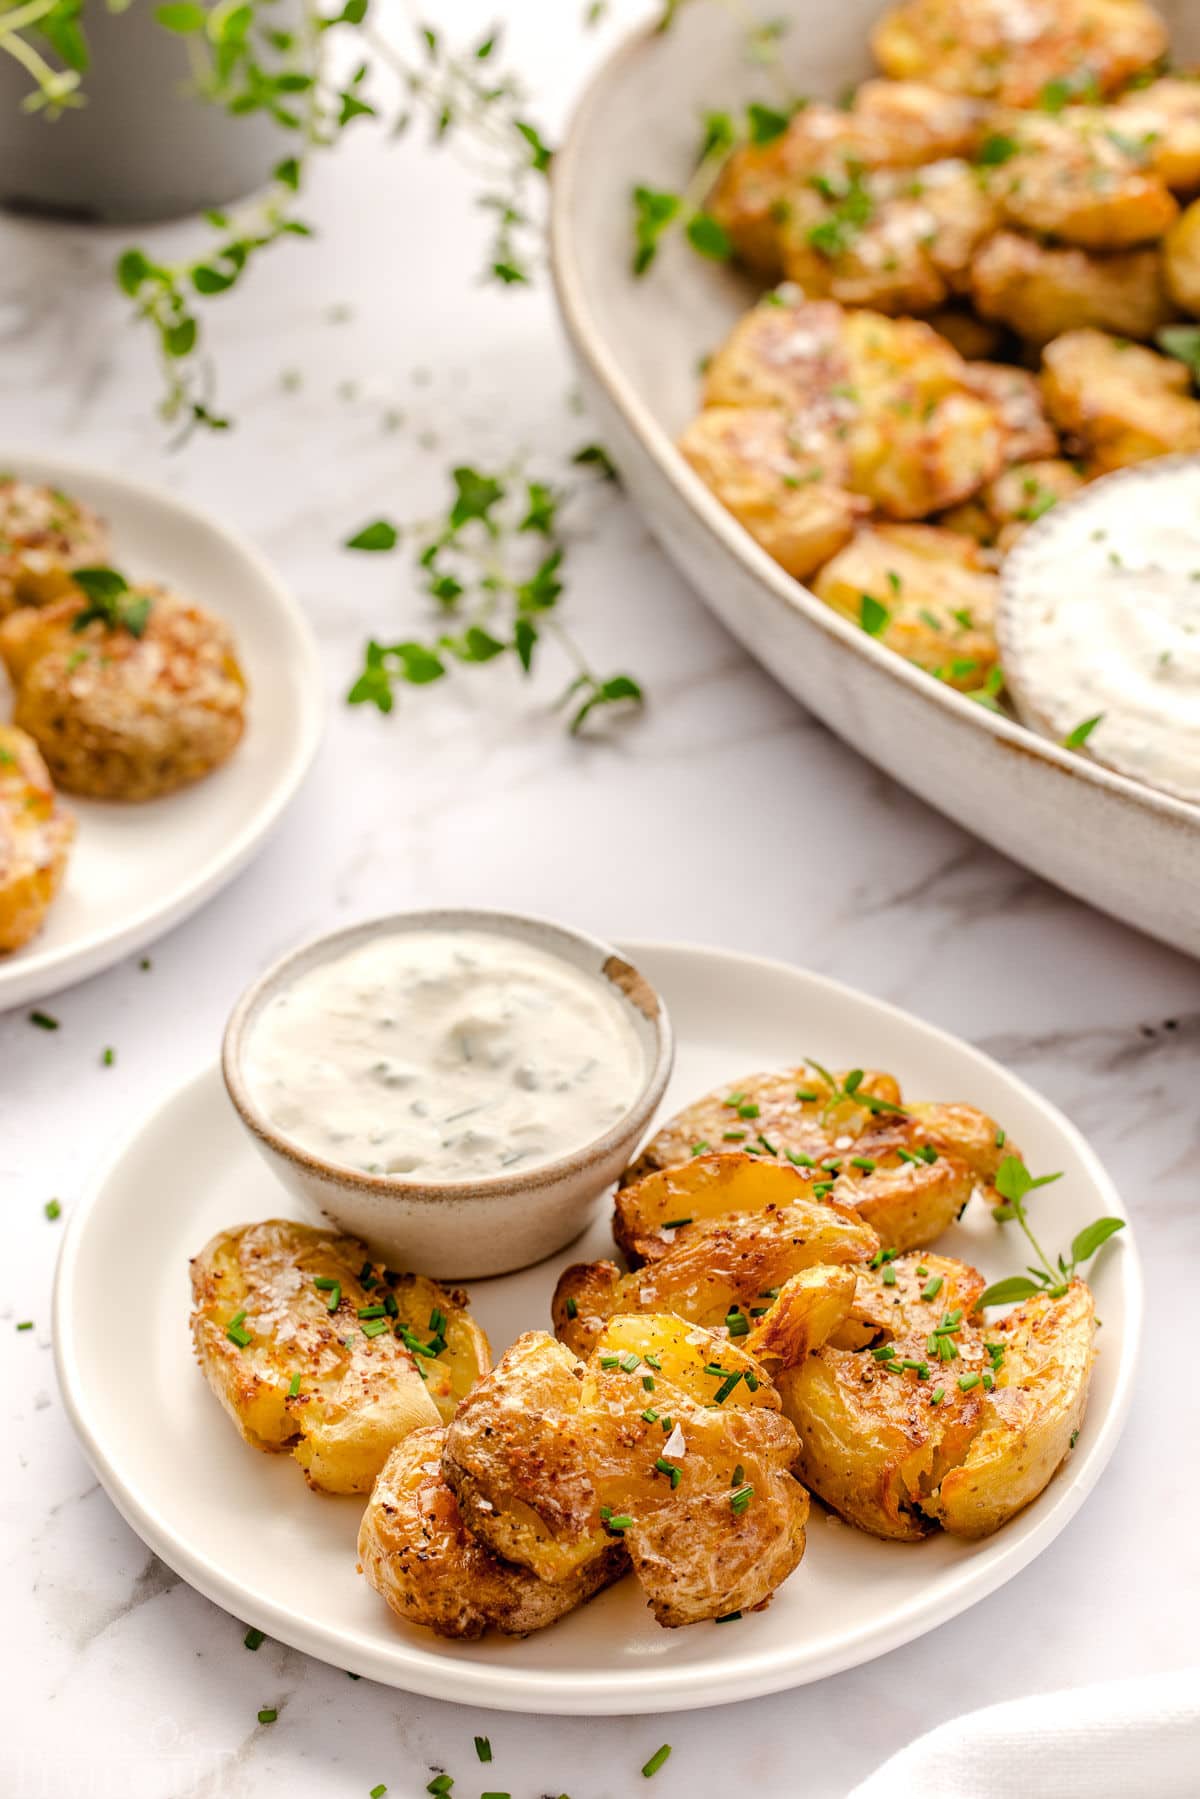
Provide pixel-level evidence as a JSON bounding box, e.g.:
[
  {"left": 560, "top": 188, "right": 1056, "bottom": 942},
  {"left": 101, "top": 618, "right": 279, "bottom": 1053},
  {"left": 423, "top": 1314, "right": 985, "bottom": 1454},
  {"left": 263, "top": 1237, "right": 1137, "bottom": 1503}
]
[{"left": 0, "top": 1, "right": 296, "bottom": 223}]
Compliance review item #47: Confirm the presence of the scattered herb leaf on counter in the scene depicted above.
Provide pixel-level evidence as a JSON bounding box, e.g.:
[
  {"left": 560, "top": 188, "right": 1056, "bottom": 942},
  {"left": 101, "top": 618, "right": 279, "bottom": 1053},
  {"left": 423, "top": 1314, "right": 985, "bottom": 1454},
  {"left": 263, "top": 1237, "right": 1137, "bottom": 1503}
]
[
  {"left": 474, "top": 1738, "right": 493, "bottom": 1764},
  {"left": 29, "top": 1011, "right": 59, "bottom": 1031},
  {"left": 978, "top": 1155, "right": 1125, "bottom": 1308},
  {"left": 345, "top": 453, "right": 644, "bottom": 736},
  {"left": 44, "top": 1200, "right": 61, "bottom": 1221},
  {"left": 642, "top": 1745, "right": 672, "bottom": 1779}
]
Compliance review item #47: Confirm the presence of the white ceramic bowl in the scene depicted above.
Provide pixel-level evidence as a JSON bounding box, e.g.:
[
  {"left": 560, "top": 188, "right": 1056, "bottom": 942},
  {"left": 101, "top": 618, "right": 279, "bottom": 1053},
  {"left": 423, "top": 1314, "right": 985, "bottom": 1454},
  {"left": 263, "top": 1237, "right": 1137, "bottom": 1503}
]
[
  {"left": 549, "top": 0, "right": 1200, "bottom": 959},
  {"left": 222, "top": 909, "right": 674, "bottom": 1278}
]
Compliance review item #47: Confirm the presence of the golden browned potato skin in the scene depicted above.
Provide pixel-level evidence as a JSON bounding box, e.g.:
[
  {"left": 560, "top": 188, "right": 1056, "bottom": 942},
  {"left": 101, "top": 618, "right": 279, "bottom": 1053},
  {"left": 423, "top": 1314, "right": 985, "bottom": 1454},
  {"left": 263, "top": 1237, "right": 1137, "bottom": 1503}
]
[
  {"left": 981, "top": 109, "right": 1178, "bottom": 251},
  {"left": 358, "top": 1426, "right": 627, "bottom": 1639},
  {"left": 831, "top": 1249, "right": 987, "bottom": 1351},
  {"left": 677, "top": 407, "right": 866, "bottom": 579},
  {"left": 813, "top": 522, "right": 999, "bottom": 690},
  {"left": 1163, "top": 197, "right": 1200, "bottom": 317},
  {"left": 623, "top": 1072, "right": 1010, "bottom": 1255},
  {"left": 708, "top": 86, "right": 983, "bottom": 277},
  {"left": 0, "top": 479, "right": 110, "bottom": 615},
  {"left": 871, "top": 0, "right": 1168, "bottom": 106},
  {"left": 970, "top": 232, "right": 1173, "bottom": 346},
  {"left": 553, "top": 1185, "right": 872, "bottom": 1357},
  {"left": 1041, "top": 327, "right": 1200, "bottom": 469},
  {"left": 612, "top": 1152, "right": 877, "bottom": 1264},
  {"left": 699, "top": 298, "right": 1007, "bottom": 521},
  {"left": 189, "top": 1220, "right": 489, "bottom": 1494},
  {"left": 0, "top": 724, "right": 74, "bottom": 954},
  {"left": 1113, "top": 77, "right": 1200, "bottom": 193},
  {"left": 929, "top": 1280, "right": 1096, "bottom": 1538},
  {"left": 0, "top": 586, "right": 247, "bottom": 801},
  {"left": 961, "top": 363, "right": 1060, "bottom": 466},
  {"left": 444, "top": 1318, "right": 809, "bottom": 1628},
  {"left": 778, "top": 160, "right": 998, "bottom": 316}
]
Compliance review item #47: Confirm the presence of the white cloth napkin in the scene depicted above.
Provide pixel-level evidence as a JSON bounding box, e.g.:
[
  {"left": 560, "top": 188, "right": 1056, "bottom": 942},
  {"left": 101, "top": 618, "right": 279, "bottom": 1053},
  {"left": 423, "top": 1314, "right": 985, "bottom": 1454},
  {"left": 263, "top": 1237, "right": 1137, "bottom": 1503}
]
[{"left": 847, "top": 1668, "right": 1200, "bottom": 1799}]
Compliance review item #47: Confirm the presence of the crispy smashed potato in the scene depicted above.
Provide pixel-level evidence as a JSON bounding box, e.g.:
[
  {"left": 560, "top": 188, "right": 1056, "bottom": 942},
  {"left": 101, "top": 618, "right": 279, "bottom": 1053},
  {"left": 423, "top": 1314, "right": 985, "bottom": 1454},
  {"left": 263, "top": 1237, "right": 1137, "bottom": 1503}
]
[
  {"left": 870, "top": 0, "right": 1167, "bottom": 106},
  {"left": 0, "top": 479, "right": 110, "bottom": 616},
  {"left": 813, "top": 522, "right": 998, "bottom": 689},
  {"left": 0, "top": 724, "right": 74, "bottom": 954},
  {"left": 1112, "top": 77, "right": 1200, "bottom": 193},
  {"left": 358, "top": 1425, "right": 626, "bottom": 1639},
  {"left": 708, "top": 86, "right": 983, "bottom": 277},
  {"left": 781, "top": 1261, "right": 1096, "bottom": 1541},
  {"left": 554, "top": 1161, "right": 873, "bottom": 1355},
  {"left": 981, "top": 108, "right": 1177, "bottom": 251},
  {"left": 777, "top": 160, "right": 997, "bottom": 315},
  {"left": 698, "top": 295, "right": 1006, "bottom": 522},
  {"left": 984, "top": 458, "right": 1088, "bottom": 552},
  {"left": 623, "top": 1070, "right": 1011, "bottom": 1254},
  {"left": 1041, "top": 327, "right": 1200, "bottom": 469},
  {"left": 1164, "top": 197, "right": 1200, "bottom": 317},
  {"left": 961, "top": 363, "right": 1060, "bottom": 466},
  {"left": 970, "top": 232, "right": 1172, "bottom": 346},
  {"left": 444, "top": 1318, "right": 808, "bottom": 1627},
  {"left": 677, "top": 407, "right": 865, "bottom": 578},
  {"left": 190, "top": 1220, "right": 489, "bottom": 1494},
  {"left": 0, "top": 585, "right": 247, "bottom": 801},
  {"left": 927, "top": 1281, "right": 1096, "bottom": 1538}
]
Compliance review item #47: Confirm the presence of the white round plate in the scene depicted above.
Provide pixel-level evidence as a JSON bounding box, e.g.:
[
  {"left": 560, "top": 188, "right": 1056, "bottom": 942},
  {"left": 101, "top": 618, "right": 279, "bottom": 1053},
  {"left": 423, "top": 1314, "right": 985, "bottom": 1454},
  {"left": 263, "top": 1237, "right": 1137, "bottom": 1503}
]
[
  {"left": 53, "top": 942, "right": 1140, "bottom": 1715},
  {"left": 0, "top": 451, "right": 324, "bottom": 1011}
]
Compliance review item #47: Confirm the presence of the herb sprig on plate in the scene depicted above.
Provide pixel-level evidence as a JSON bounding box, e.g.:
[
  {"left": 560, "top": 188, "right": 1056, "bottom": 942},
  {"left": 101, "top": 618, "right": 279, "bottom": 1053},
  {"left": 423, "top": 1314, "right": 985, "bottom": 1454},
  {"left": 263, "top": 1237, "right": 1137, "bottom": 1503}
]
[
  {"left": 70, "top": 568, "right": 153, "bottom": 638},
  {"left": 345, "top": 450, "right": 644, "bottom": 735},
  {"left": 977, "top": 1154, "right": 1124, "bottom": 1309}
]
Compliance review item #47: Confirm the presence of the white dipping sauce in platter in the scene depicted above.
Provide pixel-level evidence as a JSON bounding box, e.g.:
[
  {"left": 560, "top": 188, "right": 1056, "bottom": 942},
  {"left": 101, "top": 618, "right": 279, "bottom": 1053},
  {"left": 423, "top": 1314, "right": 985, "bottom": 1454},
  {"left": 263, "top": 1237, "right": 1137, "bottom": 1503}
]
[{"left": 241, "top": 928, "right": 645, "bottom": 1181}]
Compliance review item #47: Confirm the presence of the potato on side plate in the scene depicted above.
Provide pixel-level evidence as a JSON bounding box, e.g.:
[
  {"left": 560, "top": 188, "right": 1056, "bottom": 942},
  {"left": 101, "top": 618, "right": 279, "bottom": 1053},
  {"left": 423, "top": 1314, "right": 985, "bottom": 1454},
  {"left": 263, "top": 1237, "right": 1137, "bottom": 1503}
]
[
  {"left": 358, "top": 1425, "right": 627, "bottom": 1639},
  {"left": 0, "top": 478, "right": 110, "bottom": 615},
  {"left": 0, "top": 724, "right": 74, "bottom": 954},
  {"left": 190, "top": 1219, "right": 490, "bottom": 1494}
]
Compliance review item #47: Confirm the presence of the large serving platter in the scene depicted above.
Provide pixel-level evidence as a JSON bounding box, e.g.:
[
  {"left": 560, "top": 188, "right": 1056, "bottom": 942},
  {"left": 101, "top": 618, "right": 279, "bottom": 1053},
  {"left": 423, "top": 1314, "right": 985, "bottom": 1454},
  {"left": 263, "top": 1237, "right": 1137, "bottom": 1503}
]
[
  {"left": 53, "top": 941, "right": 1138, "bottom": 1714},
  {"left": 549, "top": 0, "right": 1200, "bottom": 959},
  {"left": 0, "top": 451, "right": 324, "bottom": 1011}
]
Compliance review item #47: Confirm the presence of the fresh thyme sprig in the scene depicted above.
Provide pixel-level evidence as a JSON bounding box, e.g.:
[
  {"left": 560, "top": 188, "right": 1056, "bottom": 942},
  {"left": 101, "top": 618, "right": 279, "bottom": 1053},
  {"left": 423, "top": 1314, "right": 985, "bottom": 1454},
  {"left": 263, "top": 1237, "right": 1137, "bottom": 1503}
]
[
  {"left": 977, "top": 1155, "right": 1125, "bottom": 1309},
  {"left": 345, "top": 449, "right": 644, "bottom": 735}
]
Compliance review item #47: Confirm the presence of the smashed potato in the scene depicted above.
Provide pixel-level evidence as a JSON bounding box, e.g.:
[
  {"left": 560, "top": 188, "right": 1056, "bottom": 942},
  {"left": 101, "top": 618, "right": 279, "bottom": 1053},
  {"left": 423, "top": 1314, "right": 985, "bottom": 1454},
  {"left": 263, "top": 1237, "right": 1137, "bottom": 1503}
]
[
  {"left": 0, "top": 585, "right": 247, "bottom": 801},
  {"left": 777, "top": 160, "right": 997, "bottom": 316},
  {"left": 813, "top": 522, "right": 999, "bottom": 690},
  {"left": 554, "top": 1162, "right": 873, "bottom": 1356},
  {"left": 1112, "top": 76, "right": 1200, "bottom": 193},
  {"left": 623, "top": 1070, "right": 1011, "bottom": 1254},
  {"left": 358, "top": 1426, "right": 626, "bottom": 1639},
  {"left": 0, "top": 724, "right": 74, "bottom": 954},
  {"left": 0, "top": 478, "right": 110, "bottom": 616},
  {"left": 444, "top": 1319, "right": 808, "bottom": 1627},
  {"left": 961, "top": 362, "right": 1060, "bottom": 466},
  {"left": 981, "top": 108, "right": 1177, "bottom": 251},
  {"left": 1163, "top": 197, "right": 1200, "bottom": 317},
  {"left": 781, "top": 1262, "right": 1097, "bottom": 1541},
  {"left": 870, "top": 0, "right": 1167, "bottom": 106},
  {"left": 970, "top": 232, "right": 1172, "bottom": 346},
  {"left": 190, "top": 1220, "right": 489, "bottom": 1494},
  {"left": 677, "top": 407, "right": 865, "bottom": 579},
  {"left": 1041, "top": 327, "right": 1200, "bottom": 470}
]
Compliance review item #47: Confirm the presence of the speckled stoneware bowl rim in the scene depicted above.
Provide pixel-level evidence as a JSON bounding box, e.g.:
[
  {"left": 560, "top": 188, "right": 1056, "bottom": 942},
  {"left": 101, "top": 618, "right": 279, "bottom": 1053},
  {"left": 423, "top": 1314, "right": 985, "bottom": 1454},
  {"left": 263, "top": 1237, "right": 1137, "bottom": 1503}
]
[
  {"left": 999, "top": 452, "right": 1200, "bottom": 808},
  {"left": 221, "top": 907, "right": 674, "bottom": 1204},
  {"left": 548, "top": 15, "right": 1200, "bottom": 827}
]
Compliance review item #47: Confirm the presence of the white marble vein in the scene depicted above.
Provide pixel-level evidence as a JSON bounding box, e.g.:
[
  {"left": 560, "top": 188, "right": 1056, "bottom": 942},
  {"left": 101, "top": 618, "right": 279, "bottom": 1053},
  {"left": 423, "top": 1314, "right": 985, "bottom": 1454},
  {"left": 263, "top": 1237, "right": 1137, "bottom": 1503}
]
[{"left": 2, "top": 1, "right": 1200, "bottom": 1794}]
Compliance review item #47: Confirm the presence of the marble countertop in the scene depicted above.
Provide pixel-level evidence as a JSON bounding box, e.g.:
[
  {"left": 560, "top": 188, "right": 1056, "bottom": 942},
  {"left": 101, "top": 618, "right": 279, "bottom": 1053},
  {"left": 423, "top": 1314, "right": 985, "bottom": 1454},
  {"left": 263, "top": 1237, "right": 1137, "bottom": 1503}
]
[{"left": 3, "top": 3, "right": 1198, "bottom": 1794}]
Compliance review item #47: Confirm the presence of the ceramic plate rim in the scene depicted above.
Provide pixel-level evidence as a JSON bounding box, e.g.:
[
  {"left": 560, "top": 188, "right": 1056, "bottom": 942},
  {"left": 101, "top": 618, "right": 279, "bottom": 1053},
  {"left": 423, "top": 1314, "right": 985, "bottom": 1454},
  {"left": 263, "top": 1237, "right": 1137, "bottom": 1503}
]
[
  {"left": 0, "top": 448, "right": 325, "bottom": 1011},
  {"left": 547, "top": 15, "right": 1200, "bottom": 833},
  {"left": 52, "top": 940, "right": 1143, "bottom": 1714}
]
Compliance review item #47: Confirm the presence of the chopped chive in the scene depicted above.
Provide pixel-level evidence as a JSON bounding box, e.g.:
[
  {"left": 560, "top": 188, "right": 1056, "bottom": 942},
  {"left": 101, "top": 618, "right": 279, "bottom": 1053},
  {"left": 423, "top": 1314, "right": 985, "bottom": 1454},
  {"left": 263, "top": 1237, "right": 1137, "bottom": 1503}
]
[
  {"left": 288, "top": 1373, "right": 301, "bottom": 1397},
  {"left": 850, "top": 1156, "right": 876, "bottom": 1171},
  {"left": 642, "top": 1374, "right": 655, "bottom": 1391},
  {"left": 759, "top": 1287, "right": 781, "bottom": 1299},
  {"left": 258, "top": 1708, "right": 277, "bottom": 1724},
  {"left": 730, "top": 1483, "right": 754, "bottom": 1515},
  {"left": 101, "top": 1046, "right": 115, "bottom": 1067},
  {"left": 916, "top": 1265, "right": 928, "bottom": 1277},
  {"left": 427, "top": 1778, "right": 453, "bottom": 1796},
  {"left": 722, "top": 1130, "right": 747, "bottom": 1141},
  {"left": 600, "top": 1355, "right": 620, "bottom": 1369},
  {"left": 661, "top": 1217, "right": 692, "bottom": 1230},
  {"left": 921, "top": 1275, "right": 944, "bottom": 1301},
  {"left": 715, "top": 1611, "right": 741, "bottom": 1623},
  {"left": 619, "top": 1352, "right": 641, "bottom": 1373},
  {"left": 361, "top": 1318, "right": 389, "bottom": 1338},
  {"left": 787, "top": 1150, "right": 815, "bottom": 1167},
  {"left": 15, "top": 1320, "right": 33, "bottom": 1331},
  {"left": 480, "top": 1792, "right": 509, "bottom": 1799},
  {"left": 565, "top": 1296, "right": 578, "bottom": 1320},
  {"left": 690, "top": 1141, "right": 710, "bottom": 1156},
  {"left": 357, "top": 1305, "right": 386, "bottom": 1319},
  {"left": 641, "top": 1407, "right": 659, "bottom": 1423},
  {"left": 44, "top": 1199, "right": 61, "bottom": 1221},
  {"left": 744, "top": 1370, "right": 758, "bottom": 1392},
  {"left": 243, "top": 1626, "right": 265, "bottom": 1650},
  {"left": 382, "top": 1292, "right": 398, "bottom": 1316},
  {"left": 930, "top": 1386, "right": 945, "bottom": 1405},
  {"left": 958, "top": 1372, "right": 981, "bottom": 1391},
  {"left": 605, "top": 1514, "right": 633, "bottom": 1533},
  {"left": 795, "top": 1087, "right": 818, "bottom": 1102},
  {"left": 737, "top": 1102, "right": 760, "bottom": 1119},
  {"left": 315, "top": 1278, "right": 341, "bottom": 1312},
  {"left": 371, "top": 1786, "right": 387, "bottom": 1797},
  {"left": 995, "top": 1128, "right": 1006, "bottom": 1147},
  {"left": 30, "top": 1010, "right": 59, "bottom": 1030},
  {"left": 644, "top": 1354, "right": 662, "bottom": 1370},
  {"left": 731, "top": 1463, "right": 744, "bottom": 1486},
  {"left": 882, "top": 1265, "right": 897, "bottom": 1287},
  {"left": 226, "top": 1311, "right": 252, "bottom": 1348},
  {"left": 725, "top": 1310, "right": 750, "bottom": 1337},
  {"left": 642, "top": 1746, "right": 672, "bottom": 1779},
  {"left": 713, "top": 1372, "right": 742, "bottom": 1403},
  {"left": 654, "top": 1456, "right": 681, "bottom": 1489},
  {"left": 871, "top": 1344, "right": 896, "bottom": 1361},
  {"left": 756, "top": 1133, "right": 778, "bottom": 1156},
  {"left": 475, "top": 1736, "right": 493, "bottom": 1764}
]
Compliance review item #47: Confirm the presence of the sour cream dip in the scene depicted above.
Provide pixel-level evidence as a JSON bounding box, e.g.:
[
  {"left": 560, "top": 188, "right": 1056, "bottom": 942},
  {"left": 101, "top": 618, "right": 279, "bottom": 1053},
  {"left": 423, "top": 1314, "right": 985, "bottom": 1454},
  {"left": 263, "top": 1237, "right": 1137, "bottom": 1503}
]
[
  {"left": 240, "top": 928, "right": 647, "bottom": 1182},
  {"left": 1000, "top": 460, "right": 1200, "bottom": 803}
]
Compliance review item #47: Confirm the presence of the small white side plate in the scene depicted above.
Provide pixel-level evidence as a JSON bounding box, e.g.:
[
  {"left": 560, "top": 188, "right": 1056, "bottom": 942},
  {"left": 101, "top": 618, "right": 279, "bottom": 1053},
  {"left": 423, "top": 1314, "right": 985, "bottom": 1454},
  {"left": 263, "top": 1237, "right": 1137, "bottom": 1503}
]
[
  {"left": 53, "top": 941, "right": 1140, "bottom": 1715},
  {"left": 0, "top": 451, "right": 324, "bottom": 1011}
]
